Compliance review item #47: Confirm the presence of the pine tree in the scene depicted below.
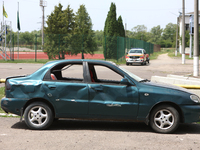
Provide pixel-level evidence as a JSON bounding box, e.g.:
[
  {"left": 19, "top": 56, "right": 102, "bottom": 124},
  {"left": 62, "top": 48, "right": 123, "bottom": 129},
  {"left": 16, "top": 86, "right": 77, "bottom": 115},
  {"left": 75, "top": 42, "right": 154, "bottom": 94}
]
[
  {"left": 103, "top": 3, "right": 125, "bottom": 59},
  {"left": 105, "top": 3, "right": 118, "bottom": 36},
  {"left": 71, "top": 4, "right": 97, "bottom": 59},
  {"left": 117, "top": 16, "right": 125, "bottom": 37},
  {"left": 44, "top": 3, "right": 75, "bottom": 59}
]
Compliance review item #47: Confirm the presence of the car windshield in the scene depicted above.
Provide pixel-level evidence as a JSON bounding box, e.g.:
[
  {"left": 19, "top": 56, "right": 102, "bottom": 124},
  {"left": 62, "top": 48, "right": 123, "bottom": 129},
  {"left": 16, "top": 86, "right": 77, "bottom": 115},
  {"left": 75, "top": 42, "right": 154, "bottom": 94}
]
[
  {"left": 129, "top": 50, "right": 142, "bottom": 54},
  {"left": 119, "top": 66, "right": 143, "bottom": 82}
]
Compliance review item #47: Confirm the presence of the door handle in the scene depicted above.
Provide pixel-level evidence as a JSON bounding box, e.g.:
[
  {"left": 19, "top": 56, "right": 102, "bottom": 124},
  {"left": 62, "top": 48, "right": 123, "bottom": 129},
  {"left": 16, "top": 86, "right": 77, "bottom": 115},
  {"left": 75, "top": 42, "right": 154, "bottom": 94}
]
[
  {"left": 48, "top": 85, "right": 56, "bottom": 89},
  {"left": 89, "top": 85, "right": 103, "bottom": 92},
  {"left": 94, "top": 87, "right": 103, "bottom": 91}
]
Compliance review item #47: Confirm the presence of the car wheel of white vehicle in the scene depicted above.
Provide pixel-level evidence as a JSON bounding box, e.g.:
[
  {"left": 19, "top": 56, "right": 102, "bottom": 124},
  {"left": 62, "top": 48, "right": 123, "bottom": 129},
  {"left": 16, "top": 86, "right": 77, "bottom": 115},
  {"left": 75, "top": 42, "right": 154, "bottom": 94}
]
[
  {"left": 150, "top": 105, "right": 180, "bottom": 133},
  {"left": 24, "top": 102, "right": 54, "bottom": 130}
]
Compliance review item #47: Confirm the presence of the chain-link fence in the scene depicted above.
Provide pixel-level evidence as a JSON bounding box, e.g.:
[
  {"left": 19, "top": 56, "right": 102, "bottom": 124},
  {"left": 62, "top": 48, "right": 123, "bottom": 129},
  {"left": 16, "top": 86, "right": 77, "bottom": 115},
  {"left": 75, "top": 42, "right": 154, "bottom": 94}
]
[
  {"left": 0, "top": 33, "right": 158, "bottom": 61},
  {"left": 103, "top": 36, "right": 154, "bottom": 61}
]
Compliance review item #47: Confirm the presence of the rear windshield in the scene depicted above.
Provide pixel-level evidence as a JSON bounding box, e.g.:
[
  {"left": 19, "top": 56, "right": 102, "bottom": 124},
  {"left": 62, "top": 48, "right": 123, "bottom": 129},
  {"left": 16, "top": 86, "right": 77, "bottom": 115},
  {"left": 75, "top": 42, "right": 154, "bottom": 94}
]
[{"left": 129, "top": 50, "right": 142, "bottom": 53}]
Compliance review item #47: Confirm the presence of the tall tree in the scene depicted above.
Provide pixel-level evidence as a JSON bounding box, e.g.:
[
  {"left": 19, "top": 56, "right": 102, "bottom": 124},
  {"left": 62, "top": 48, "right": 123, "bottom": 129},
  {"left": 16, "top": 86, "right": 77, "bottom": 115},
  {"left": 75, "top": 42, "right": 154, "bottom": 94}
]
[
  {"left": 104, "top": 3, "right": 118, "bottom": 36},
  {"left": 71, "top": 4, "right": 97, "bottom": 59},
  {"left": 131, "top": 25, "right": 149, "bottom": 42},
  {"left": 160, "top": 23, "right": 176, "bottom": 48},
  {"left": 162, "top": 23, "right": 176, "bottom": 41},
  {"left": 19, "top": 31, "right": 34, "bottom": 45},
  {"left": 103, "top": 2, "right": 118, "bottom": 59},
  {"left": 44, "top": 3, "right": 75, "bottom": 59},
  {"left": 148, "top": 25, "right": 163, "bottom": 44},
  {"left": 94, "top": 30, "right": 103, "bottom": 47},
  {"left": 117, "top": 16, "right": 125, "bottom": 37}
]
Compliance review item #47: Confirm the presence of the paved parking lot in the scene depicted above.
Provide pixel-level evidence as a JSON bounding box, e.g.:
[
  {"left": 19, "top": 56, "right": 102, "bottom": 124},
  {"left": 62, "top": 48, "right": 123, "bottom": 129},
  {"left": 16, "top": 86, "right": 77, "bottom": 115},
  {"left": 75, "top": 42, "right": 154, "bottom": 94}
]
[{"left": 0, "top": 54, "right": 200, "bottom": 150}]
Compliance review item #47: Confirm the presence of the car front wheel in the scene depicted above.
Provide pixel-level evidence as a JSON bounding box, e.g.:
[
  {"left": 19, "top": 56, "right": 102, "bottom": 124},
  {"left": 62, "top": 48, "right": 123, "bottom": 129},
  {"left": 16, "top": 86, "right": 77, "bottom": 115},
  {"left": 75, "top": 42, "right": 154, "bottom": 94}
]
[
  {"left": 24, "top": 102, "right": 54, "bottom": 130},
  {"left": 150, "top": 105, "right": 180, "bottom": 133}
]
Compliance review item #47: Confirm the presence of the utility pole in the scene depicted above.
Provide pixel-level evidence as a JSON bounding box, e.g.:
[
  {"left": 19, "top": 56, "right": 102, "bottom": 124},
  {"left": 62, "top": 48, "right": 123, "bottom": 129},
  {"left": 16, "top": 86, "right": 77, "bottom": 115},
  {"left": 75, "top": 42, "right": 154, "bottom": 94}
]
[
  {"left": 193, "top": 0, "right": 199, "bottom": 76},
  {"left": 125, "top": 22, "right": 127, "bottom": 53},
  {"left": 182, "top": 0, "right": 185, "bottom": 64},
  {"left": 40, "top": 0, "right": 47, "bottom": 50},
  {"left": 189, "top": 14, "right": 193, "bottom": 58},
  {"left": 18, "top": 2, "right": 19, "bottom": 59},
  {"left": 175, "top": 17, "right": 179, "bottom": 56}
]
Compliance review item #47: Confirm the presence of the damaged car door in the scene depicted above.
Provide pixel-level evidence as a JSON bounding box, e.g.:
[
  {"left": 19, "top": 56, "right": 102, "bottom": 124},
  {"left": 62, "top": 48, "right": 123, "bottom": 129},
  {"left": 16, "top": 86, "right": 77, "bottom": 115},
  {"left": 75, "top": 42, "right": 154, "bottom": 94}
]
[
  {"left": 88, "top": 64, "right": 139, "bottom": 119},
  {"left": 42, "top": 63, "right": 89, "bottom": 117}
]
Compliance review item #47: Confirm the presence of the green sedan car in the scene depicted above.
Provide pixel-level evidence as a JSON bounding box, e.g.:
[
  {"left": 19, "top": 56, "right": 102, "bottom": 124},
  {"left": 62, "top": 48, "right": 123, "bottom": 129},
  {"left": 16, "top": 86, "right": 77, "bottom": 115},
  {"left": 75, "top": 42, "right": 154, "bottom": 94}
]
[{"left": 1, "top": 59, "right": 200, "bottom": 133}]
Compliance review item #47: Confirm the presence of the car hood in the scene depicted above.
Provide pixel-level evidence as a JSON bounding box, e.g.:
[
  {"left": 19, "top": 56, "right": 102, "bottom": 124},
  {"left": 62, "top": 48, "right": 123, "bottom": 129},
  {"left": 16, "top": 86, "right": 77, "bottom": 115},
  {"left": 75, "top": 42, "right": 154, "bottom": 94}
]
[
  {"left": 143, "top": 81, "right": 194, "bottom": 95},
  {"left": 127, "top": 53, "right": 143, "bottom": 56}
]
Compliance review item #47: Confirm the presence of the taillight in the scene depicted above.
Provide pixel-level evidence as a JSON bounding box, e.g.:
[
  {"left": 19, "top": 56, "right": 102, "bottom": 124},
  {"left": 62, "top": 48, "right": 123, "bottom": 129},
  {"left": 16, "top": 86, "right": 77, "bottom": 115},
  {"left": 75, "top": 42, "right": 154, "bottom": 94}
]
[
  {"left": 126, "top": 56, "right": 129, "bottom": 59},
  {"left": 5, "top": 80, "right": 11, "bottom": 90}
]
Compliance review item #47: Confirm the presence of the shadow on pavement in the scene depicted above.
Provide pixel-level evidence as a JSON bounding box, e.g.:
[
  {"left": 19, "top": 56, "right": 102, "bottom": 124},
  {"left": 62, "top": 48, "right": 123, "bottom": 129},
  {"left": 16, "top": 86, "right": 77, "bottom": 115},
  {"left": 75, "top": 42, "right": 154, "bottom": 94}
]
[{"left": 11, "top": 119, "right": 200, "bottom": 134}]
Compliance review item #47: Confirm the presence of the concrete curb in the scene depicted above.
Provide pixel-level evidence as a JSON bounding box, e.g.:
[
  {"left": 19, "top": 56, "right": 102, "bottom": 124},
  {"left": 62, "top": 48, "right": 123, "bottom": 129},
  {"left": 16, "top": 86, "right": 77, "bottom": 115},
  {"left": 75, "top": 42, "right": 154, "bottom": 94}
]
[
  {"left": 151, "top": 76, "right": 200, "bottom": 85},
  {"left": 167, "top": 74, "right": 200, "bottom": 81},
  {"left": 151, "top": 75, "right": 200, "bottom": 97},
  {"left": 0, "top": 113, "right": 17, "bottom": 117}
]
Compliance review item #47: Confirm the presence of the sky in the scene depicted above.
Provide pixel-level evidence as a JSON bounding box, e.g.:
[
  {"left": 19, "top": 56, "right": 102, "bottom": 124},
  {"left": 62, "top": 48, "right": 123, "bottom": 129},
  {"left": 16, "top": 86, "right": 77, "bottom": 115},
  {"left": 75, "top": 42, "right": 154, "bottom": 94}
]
[{"left": 0, "top": 0, "right": 197, "bottom": 32}]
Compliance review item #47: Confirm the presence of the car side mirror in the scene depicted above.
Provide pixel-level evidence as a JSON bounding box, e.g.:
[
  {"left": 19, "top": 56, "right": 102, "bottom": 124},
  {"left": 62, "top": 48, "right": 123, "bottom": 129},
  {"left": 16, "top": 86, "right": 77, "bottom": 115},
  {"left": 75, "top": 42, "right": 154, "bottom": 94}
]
[
  {"left": 126, "top": 52, "right": 128, "bottom": 54},
  {"left": 121, "top": 78, "right": 129, "bottom": 85}
]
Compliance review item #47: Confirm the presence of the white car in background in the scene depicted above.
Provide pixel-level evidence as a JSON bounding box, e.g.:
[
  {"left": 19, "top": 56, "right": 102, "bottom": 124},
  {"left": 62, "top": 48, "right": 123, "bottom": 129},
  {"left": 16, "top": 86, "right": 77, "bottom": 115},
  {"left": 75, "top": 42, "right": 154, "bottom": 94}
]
[{"left": 126, "top": 48, "right": 150, "bottom": 65}]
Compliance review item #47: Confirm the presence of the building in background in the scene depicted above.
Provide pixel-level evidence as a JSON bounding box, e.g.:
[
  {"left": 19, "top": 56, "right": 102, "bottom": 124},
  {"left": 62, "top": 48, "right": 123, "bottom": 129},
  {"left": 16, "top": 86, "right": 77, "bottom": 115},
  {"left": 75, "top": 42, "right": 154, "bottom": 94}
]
[{"left": 179, "top": 11, "right": 200, "bottom": 54}]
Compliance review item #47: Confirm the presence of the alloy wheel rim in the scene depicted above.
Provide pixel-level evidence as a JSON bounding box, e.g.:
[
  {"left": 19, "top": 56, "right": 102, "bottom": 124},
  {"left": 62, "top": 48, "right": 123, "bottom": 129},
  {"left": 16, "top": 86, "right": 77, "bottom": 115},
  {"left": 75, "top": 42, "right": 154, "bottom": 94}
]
[
  {"left": 28, "top": 106, "right": 48, "bottom": 126},
  {"left": 154, "top": 109, "right": 174, "bottom": 130}
]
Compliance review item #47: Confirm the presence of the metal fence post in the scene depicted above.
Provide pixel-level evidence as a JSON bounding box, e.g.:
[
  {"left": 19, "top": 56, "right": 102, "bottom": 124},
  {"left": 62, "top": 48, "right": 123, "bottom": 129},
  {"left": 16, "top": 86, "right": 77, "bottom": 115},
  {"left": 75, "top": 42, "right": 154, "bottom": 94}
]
[
  {"left": 59, "top": 34, "right": 60, "bottom": 59},
  {"left": 12, "top": 34, "right": 14, "bottom": 61},
  {"left": 117, "top": 36, "right": 118, "bottom": 62},
  {"left": 35, "top": 34, "right": 37, "bottom": 62},
  {"left": 105, "top": 35, "right": 106, "bottom": 60},
  {"left": 82, "top": 34, "right": 84, "bottom": 59}
]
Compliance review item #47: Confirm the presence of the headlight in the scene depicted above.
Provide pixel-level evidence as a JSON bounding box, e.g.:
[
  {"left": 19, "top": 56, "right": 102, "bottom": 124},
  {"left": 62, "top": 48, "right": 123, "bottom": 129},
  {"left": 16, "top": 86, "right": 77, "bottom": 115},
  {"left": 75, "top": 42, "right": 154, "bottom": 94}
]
[{"left": 190, "top": 95, "right": 200, "bottom": 103}]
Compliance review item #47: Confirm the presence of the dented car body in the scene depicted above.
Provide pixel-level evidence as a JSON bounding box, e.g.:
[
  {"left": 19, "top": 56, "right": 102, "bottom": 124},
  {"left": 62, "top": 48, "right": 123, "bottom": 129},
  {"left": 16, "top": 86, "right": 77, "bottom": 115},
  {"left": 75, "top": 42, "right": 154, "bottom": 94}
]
[{"left": 1, "top": 59, "right": 200, "bottom": 133}]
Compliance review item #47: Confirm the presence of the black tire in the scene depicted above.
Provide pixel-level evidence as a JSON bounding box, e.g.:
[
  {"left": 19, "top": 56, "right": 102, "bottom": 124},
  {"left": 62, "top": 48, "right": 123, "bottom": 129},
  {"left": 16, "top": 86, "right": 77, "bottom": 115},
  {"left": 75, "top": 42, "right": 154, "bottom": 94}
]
[
  {"left": 150, "top": 105, "right": 180, "bottom": 134},
  {"left": 24, "top": 102, "right": 54, "bottom": 130},
  {"left": 126, "top": 62, "right": 129, "bottom": 66}
]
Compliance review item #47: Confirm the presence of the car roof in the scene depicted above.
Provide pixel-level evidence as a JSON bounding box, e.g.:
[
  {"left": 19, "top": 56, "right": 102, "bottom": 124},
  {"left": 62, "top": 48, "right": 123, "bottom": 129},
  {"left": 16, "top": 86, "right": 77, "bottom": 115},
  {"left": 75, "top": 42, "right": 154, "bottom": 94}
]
[
  {"left": 130, "top": 48, "right": 144, "bottom": 50},
  {"left": 45, "top": 59, "right": 117, "bottom": 67}
]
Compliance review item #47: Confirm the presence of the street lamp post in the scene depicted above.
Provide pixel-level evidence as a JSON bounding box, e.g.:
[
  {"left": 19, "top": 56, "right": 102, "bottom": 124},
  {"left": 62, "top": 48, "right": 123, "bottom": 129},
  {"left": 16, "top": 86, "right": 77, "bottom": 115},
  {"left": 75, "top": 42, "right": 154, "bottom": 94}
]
[
  {"left": 193, "top": 0, "right": 199, "bottom": 76},
  {"left": 182, "top": 0, "right": 185, "bottom": 64}
]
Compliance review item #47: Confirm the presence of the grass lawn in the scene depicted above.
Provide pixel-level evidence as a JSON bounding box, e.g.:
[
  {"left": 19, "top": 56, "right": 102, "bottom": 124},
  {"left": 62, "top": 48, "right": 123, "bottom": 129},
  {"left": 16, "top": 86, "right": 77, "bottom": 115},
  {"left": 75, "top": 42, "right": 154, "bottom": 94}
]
[
  {"left": 0, "top": 87, "right": 5, "bottom": 113},
  {"left": 149, "top": 48, "right": 175, "bottom": 60}
]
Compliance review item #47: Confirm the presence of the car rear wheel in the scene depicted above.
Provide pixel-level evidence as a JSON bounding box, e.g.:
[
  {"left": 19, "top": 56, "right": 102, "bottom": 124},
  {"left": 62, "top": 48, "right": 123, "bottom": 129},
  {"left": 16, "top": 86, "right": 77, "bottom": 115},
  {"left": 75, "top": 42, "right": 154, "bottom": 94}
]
[
  {"left": 24, "top": 102, "right": 54, "bottom": 130},
  {"left": 150, "top": 105, "right": 180, "bottom": 133}
]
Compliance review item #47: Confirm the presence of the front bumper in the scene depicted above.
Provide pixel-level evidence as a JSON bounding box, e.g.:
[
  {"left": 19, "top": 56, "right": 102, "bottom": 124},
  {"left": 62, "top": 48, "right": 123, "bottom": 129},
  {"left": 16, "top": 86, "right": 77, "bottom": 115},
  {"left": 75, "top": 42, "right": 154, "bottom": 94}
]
[
  {"left": 1, "top": 97, "right": 28, "bottom": 116},
  {"left": 181, "top": 104, "right": 200, "bottom": 123},
  {"left": 126, "top": 58, "right": 144, "bottom": 63}
]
